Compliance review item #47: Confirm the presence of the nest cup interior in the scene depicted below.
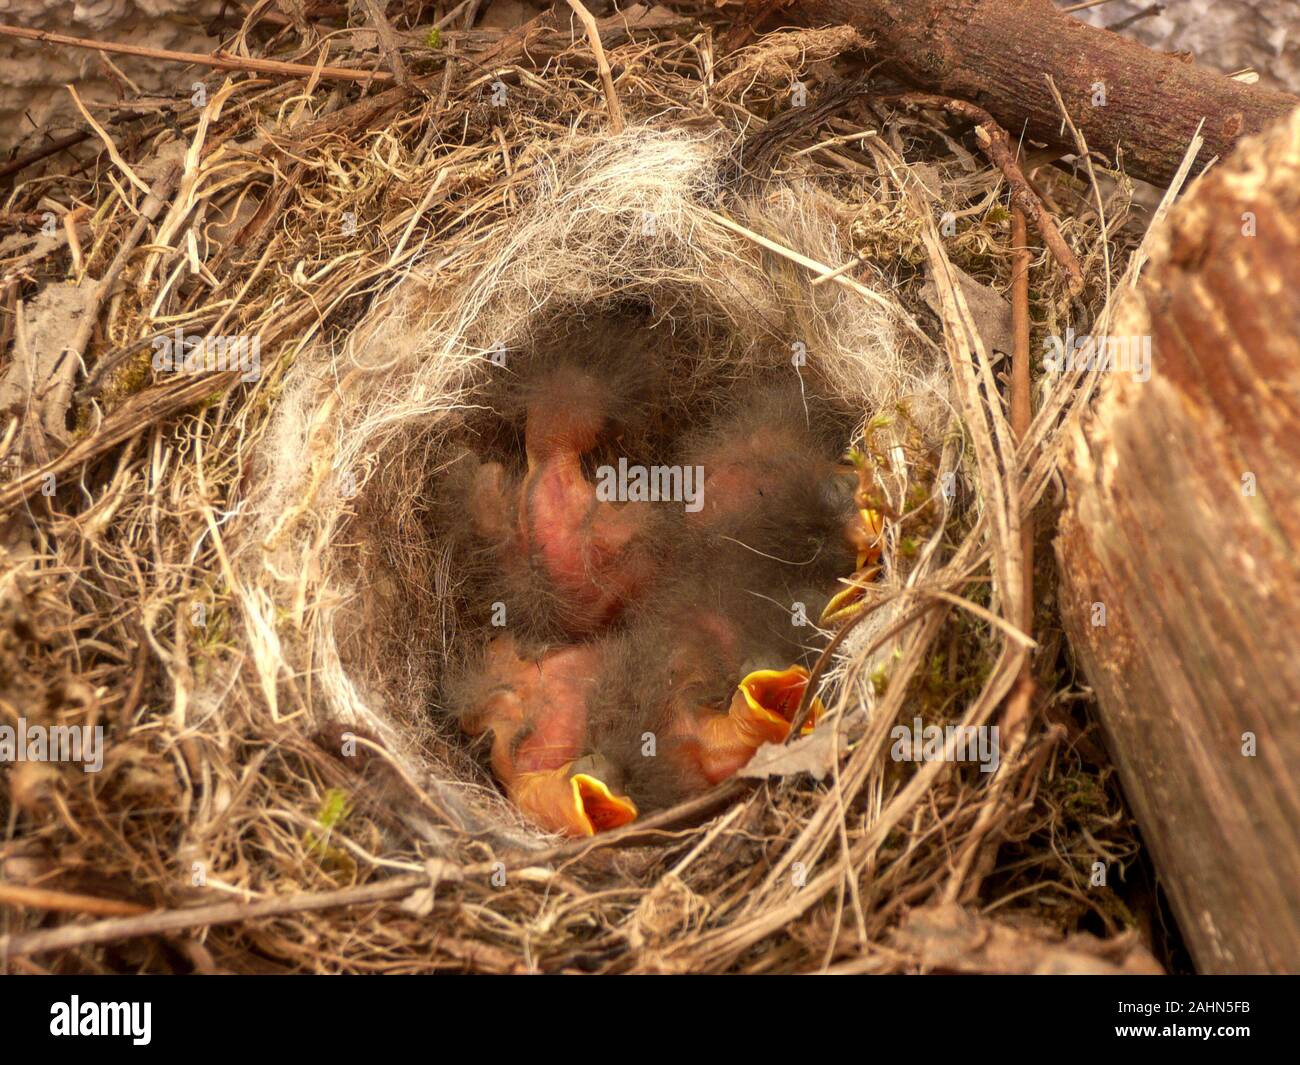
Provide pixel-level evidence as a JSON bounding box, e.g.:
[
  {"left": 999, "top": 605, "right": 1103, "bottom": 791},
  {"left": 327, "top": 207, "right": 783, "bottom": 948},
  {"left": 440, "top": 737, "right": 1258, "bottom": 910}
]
[
  {"left": 228, "top": 128, "right": 946, "bottom": 844},
  {"left": 327, "top": 299, "right": 875, "bottom": 837}
]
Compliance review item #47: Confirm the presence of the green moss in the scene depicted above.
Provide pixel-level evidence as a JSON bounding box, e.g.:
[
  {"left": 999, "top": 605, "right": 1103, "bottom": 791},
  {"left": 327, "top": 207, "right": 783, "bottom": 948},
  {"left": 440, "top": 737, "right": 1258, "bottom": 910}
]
[
  {"left": 315, "top": 788, "right": 351, "bottom": 832},
  {"left": 869, "top": 664, "right": 890, "bottom": 697},
  {"left": 91, "top": 347, "right": 155, "bottom": 425},
  {"left": 924, "top": 652, "right": 946, "bottom": 693},
  {"left": 305, "top": 788, "right": 357, "bottom": 881},
  {"left": 1058, "top": 769, "right": 1110, "bottom": 820},
  {"left": 190, "top": 595, "right": 233, "bottom": 684},
  {"left": 424, "top": 27, "right": 443, "bottom": 49},
  {"left": 115, "top": 348, "right": 154, "bottom": 397}
]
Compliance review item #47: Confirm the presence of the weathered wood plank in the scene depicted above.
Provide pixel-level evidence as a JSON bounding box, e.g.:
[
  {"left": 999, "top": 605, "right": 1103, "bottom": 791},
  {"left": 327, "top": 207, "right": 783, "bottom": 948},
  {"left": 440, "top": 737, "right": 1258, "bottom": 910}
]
[{"left": 1056, "top": 108, "right": 1300, "bottom": 973}]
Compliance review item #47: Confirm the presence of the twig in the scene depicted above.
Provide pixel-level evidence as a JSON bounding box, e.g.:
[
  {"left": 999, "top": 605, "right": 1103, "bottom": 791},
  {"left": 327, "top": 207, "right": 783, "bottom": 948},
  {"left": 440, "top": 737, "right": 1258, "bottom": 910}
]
[
  {"left": 792, "top": 128, "right": 877, "bottom": 157},
  {"left": 1042, "top": 77, "right": 1112, "bottom": 299},
  {"left": 435, "top": 0, "right": 476, "bottom": 30},
  {"left": 704, "top": 209, "right": 937, "bottom": 349},
  {"left": 810, "top": 253, "right": 865, "bottom": 286},
  {"left": 789, "top": 596, "right": 942, "bottom": 740},
  {"left": 64, "top": 83, "right": 150, "bottom": 195},
  {"left": 941, "top": 211, "right": 1038, "bottom": 904},
  {"left": 0, "top": 883, "right": 150, "bottom": 917},
  {"left": 1109, "top": 3, "right": 1164, "bottom": 32},
  {"left": 508, "top": 780, "right": 752, "bottom": 865},
  {"left": 565, "top": 0, "right": 625, "bottom": 134},
  {"left": 888, "top": 93, "right": 1085, "bottom": 295},
  {"left": 33, "top": 166, "right": 181, "bottom": 439},
  {"left": 722, "top": 0, "right": 792, "bottom": 52},
  {"left": 0, "top": 773, "right": 755, "bottom": 959},
  {"left": 360, "top": 0, "right": 412, "bottom": 87},
  {"left": 0, "top": 370, "right": 238, "bottom": 512},
  {"left": 1061, "top": 0, "right": 1121, "bottom": 12},
  {"left": 0, "top": 876, "right": 428, "bottom": 959},
  {"left": 1010, "top": 206, "right": 1034, "bottom": 637},
  {"left": 0, "top": 23, "right": 393, "bottom": 85},
  {"left": 786, "top": 601, "right": 877, "bottom": 740},
  {"left": 0, "top": 131, "right": 92, "bottom": 181},
  {"left": 945, "top": 669, "right": 1037, "bottom": 903}
]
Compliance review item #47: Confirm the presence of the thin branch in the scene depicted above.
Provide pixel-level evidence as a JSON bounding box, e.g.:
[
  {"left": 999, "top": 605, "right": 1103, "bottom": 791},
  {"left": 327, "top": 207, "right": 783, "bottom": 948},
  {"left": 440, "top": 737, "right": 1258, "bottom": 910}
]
[
  {"left": 565, "top": 0, "right": 625, "bottom": 134},
  {"left": 1061, "top": 0, "right": 1121, "bottom": 12},
  {"left": 0, "top": 883, "right": 150, "bottom": 918},
  {"left": 888, "top": 93, "right": 1086, "bottom": 295},
  {"left": 360, "top": 0, "right": 412, "bottom": 87},
  {"left": 1109, "top": 3, "right": 1165, "bottom": 33},
  {"left": 1010, "top": 205, "right": 1034, "bottom": 637},
  {"left": 704, "top": 208, "right": 938, "bottom": 349},
  {"left": 0, "top": 775, "right": 755, "bottom": 959},
  {"left": 0, "top": 876, "right": 427, "bottom": 959},
  {"left": 0, "top": 23, "right": 394, "bottom": 85}
]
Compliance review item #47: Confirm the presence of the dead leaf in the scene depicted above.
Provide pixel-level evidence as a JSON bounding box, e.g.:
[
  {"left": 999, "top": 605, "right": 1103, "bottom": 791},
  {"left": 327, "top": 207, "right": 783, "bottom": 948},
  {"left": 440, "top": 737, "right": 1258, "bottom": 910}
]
[
  {"left": 909, "top": 163, "right": 945, "bottom": 200},
  {"left": 738, "top": 710, "right": 867, "bottom": 781},
  {"left": 892, "top": 903, "right": 1164, "bottom": 975},
  {"left": 0, "top": 283, "right": 95, "bottom": 446},
  {"left": 922, "top": 264, "right": 1014, "bottom": 355},
  {"left": 401, "top": 858, "right": 460, "bottom": 917}
]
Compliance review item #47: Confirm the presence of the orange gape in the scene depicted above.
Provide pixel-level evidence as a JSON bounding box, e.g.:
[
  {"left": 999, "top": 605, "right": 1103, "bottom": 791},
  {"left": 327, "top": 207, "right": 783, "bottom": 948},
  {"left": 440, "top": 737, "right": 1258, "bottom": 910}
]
[
  {"left": 673, "top": 666, "right": 826, "bottom": 785},
  {"left": 823, "top": 453, "right": 886, "bottom": 626},
  {"left": 460, "top": 637, "right": 637, "bottom": 837},
  {"left": 652, "top": 612, "right": 827, "bottom": 793}
]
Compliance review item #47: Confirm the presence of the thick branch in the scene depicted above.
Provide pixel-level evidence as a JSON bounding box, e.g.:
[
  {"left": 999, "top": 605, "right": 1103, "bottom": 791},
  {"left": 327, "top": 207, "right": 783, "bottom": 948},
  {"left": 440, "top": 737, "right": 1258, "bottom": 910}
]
[{"left": 800, "top": 0, "right": 1298, "bottom": 186}]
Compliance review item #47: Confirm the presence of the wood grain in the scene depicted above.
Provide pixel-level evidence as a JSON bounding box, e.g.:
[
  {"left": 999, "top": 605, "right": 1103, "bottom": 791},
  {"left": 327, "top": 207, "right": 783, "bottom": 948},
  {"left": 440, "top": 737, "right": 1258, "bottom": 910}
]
[{"left": 1056, "top": 108, "right": 1300, "bottom": 973}]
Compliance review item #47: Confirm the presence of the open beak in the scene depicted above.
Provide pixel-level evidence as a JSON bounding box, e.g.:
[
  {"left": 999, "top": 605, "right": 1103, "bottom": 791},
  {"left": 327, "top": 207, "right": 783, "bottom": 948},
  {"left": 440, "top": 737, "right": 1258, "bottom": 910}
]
[
  {"left": 820, "top": 563, "right": 882, "bottom": 626},
  {"left": 841, "top": 448, "right": 885, "bottom": 569},
  {"left": 571, "top": 773, "right": 640, "bottom": 833},
  {"left": 510, "top": 765, "right": 638, "bottom": 837},
  {"left": 735, "top": 665, "right": 824, "bottom": 738},
  {"left": 692, "top": 665, "right": 826, "bottom": 784},
  {"left": 854, "top": 506, "right": 884, "bottom": 570}
]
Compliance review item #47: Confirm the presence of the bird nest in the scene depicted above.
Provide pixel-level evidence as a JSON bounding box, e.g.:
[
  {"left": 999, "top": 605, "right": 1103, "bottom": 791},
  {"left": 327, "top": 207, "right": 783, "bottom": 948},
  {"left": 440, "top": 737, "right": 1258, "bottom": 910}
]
[{"left": 1, "top": 9, "right": 1163, "bottom": 973}]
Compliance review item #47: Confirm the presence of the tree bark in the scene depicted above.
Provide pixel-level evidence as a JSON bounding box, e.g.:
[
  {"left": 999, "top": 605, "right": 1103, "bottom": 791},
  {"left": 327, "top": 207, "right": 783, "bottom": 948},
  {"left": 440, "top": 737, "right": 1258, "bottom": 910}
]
[
  {"left": 1055, "top": 109, "right": 1300, "bottom": 973},
  {"left": 799, "top": 0, "right": 1298, "bottom": 187}
]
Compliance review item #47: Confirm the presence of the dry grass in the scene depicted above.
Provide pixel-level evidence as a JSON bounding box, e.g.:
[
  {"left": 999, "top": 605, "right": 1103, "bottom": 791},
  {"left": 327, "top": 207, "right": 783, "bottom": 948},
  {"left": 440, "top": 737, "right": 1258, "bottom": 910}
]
[{"left": 0, "top": 5, "right": 1158, "bottom": 973}]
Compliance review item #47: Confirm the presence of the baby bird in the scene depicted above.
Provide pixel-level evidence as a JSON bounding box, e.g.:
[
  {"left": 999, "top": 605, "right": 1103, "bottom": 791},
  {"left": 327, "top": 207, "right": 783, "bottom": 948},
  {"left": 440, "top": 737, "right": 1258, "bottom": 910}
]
[
  {"left": 581, "top": 568, "right": 827, "bottom": 813},
  {"left": 510, "top": 387, "right": 864, "bottom": 816},
  {"left": 678, "top": 386, "right": 877, "bottom": 621},
  {"left": 655, "top": 598, "right": 825, "bottom": 789},
  {"left": 681, "top": 387, "right": 863, "bottom": 595},
  {"left": 455, "top": 330, "right": 668, "bottom": 638},
  {"left": 453, "top": 634, "right": 638, "bottom": 837},
  {"left": 452, "top": 575, "right": 823, "bottom": 829}
]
